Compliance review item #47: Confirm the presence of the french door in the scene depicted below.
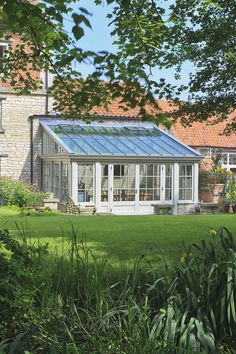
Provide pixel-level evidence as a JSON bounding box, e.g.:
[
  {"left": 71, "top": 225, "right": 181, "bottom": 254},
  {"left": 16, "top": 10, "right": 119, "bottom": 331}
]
[{"left": 101, "top": 163, "right": 173, "bottom": 211}]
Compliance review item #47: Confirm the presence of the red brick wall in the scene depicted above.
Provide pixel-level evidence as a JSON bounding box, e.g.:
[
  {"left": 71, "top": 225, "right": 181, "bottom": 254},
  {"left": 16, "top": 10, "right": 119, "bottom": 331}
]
[
  {"left": 200, "top": 157, "right": 213, "bottom": 171},
  {"left": 0, "top": 1, "right": 41, "bottom": 89}
]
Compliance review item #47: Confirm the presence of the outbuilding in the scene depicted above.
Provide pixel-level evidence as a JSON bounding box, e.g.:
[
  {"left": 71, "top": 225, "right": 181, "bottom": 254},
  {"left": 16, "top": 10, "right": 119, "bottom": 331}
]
[{"left": 39, "top": 118, "right": 201, "bottom": 215}]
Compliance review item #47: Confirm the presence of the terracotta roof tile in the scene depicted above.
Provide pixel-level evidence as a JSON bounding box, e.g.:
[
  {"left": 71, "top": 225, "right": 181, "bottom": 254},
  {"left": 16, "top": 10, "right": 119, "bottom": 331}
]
[
  {"left": 171, "top": 110, "right": 236, "bottom": 148},
  {"left": 91, "top": 99, "right": 174, "bottom": 118},
  {"left": 91, "top": 98, "right": 236, "bottom": 149}
]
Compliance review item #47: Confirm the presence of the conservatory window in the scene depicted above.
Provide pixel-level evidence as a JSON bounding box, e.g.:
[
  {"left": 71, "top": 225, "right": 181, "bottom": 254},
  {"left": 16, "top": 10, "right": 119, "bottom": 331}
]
[
  {"left": 61, "top": 162, "right": 69, "bottom": 201},
  {"left": 179, "top": 164, "right": 193, "bottom": 201},
  {"left": 113, "top": 164, "right": 135, "bottom": 202},
  {"left": 101, "top": 164, "right": 109, "bottom": 202},
  {"left": 165, "top": 164, "right": 173, "bottom": 201},
  {"left": 52, "top": 162, "right": 60, "bottom": 198},
  {"left": 78, "top": 164, "right": 94, "bottom": 203},
  {"left": 43, "top": 162, "right": 52, "bottom": 192},
  {"left": 139, "top": 164, "right": 161, "bottom": 201}
]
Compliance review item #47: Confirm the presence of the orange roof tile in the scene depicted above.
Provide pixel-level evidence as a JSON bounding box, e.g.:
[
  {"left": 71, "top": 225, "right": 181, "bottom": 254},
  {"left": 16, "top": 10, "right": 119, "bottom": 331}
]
[
  {"left": 171, "top": 110, "right": 236, "bottom": 148},
  {"left": 92, "top": 98, "right": 236, "bottom": 149},
  {"left": 91, "top": 98, "right": 175, "bottom": 118}
]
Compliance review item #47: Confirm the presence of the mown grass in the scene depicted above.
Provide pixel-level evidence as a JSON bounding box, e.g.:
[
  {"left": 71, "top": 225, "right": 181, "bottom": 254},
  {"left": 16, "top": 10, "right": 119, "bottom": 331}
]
[{"left": 0, "top": 206, "right": 236, "bottom": 266}]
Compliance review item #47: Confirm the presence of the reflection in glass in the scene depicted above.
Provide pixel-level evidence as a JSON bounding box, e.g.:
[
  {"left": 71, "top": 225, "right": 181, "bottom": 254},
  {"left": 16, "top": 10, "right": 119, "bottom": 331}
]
[
  {"left": 78, "top": 164, "right": 94, "bottom": 202},
  {"left": 139, "top": 164, "right": 161, "bottom": 201},
  {"left": 113, "top": 164, "right": 135, "bottom": 201},
  {"left": 179, "top": 164, "right": 193, "bottom": 200}
]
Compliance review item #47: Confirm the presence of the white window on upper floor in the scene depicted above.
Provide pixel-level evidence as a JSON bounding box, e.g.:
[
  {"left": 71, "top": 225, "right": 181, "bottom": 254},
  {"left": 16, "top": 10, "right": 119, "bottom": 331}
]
[
  {"left": 197, "top": 147, "right": 211, "bottom": 158},
  {"left": 0, "top": 42, "right": 8, "bottom": 59}
]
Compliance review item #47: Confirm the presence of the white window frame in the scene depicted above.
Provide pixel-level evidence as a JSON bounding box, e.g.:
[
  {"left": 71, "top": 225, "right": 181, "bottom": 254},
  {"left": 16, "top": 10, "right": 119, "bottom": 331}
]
[
  {"left": 178, "top": 164, "right": 193, "bottom": 202},
  {"left": 197, "top": 147, "right": 211, "bottom": 158},
  {"left": 113, "top": 163, "right": 136, "bottom": 204},
  {"left": 77, "top": 163, "right": 95, "bottom": 205},
  {"left": 221, "top": 152, "right": 236, "bottom": 170},
  {"left": 0, "top": 42, "right": 9, "bottom": 77},
  {"left": 0, "top": 42, "right": 8, "bottom": 58}
]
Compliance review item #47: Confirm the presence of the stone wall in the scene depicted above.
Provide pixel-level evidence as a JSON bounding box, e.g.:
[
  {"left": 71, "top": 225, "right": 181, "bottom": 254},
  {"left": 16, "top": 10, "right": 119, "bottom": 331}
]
[
  {"left": 0, "top": 91, "right": 53, "bottom": 186},
  {"left": 177, "top": 203, "right": 195, "bottom": 215}
]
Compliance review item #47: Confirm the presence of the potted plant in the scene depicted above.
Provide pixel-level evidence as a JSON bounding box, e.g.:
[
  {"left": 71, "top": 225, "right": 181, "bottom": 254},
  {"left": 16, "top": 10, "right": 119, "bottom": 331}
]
[
  {"left": 232, "top": 201, "right": 236, "bottom": 213},
  {"left": 223, "top": 199, "right": 230, "bottom": 213},
  {"left": 225, "top": 179, "right": 236, "bottom": 213},
  {"left": 194, "top": 202, "right": 200, "bottom": 214}
]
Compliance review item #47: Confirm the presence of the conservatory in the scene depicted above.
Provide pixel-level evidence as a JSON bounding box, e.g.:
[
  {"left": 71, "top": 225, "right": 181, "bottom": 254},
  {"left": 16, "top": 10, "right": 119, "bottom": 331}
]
[{"left": 40, "top": 119, "right": 201, "bottom": 215}]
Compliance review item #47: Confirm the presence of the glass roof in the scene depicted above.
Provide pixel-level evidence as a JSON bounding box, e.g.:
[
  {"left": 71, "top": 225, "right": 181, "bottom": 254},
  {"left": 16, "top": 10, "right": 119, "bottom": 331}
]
[{"left": 41, "top": 121, "right": 200, "bottom": 158}]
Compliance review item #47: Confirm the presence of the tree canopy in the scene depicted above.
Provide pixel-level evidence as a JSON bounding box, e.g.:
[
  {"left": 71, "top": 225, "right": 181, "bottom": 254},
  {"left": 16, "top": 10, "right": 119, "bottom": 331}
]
[{"left": 0, "top": 0, "right": 235, "bottom": 128}]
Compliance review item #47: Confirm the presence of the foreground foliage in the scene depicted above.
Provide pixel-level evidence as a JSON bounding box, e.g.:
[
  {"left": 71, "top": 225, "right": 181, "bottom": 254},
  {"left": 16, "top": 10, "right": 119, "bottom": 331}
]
[
  {"left": 0, "top": 178, "right": 45, "bottom": 207},
  {"left": 0, "top": 226, "right": 236, "bottom": 353}
]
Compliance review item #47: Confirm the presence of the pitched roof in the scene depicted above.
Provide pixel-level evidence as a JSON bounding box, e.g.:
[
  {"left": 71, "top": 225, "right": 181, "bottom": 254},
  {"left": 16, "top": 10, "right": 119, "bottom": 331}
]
[
  {"left": 41, "top": 119, "right": 200, "bottom": 158},
  {"left": 91, "top": 99, "right": 236, "bottom": 149},
  {"left": 171, "top": 110, "right": 236, "bottom": 148},
  {"left": 91, "top": 99, "right": 173, "bottom": 118}
]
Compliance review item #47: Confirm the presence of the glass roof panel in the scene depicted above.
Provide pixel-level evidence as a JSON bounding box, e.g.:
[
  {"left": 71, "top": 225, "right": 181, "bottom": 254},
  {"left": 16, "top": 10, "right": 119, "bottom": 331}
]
[
  {"left": 124, "top": 136, "right": 160, "bottom": 155},
  {"left": 60, "top": 136, "right": 86, "bottom": 154},
  {"left": 157, "top": 134, "right": 191, "bottom": 156},
  {"left": 42, "top": 122, "right": 199, "bottom": 157}
]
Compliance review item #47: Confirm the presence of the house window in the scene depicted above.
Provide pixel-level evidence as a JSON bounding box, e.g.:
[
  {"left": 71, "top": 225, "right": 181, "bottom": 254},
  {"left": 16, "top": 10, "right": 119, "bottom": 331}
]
[
  {"left": 0, "top": 46, "right": 5, "bottom": 59},
  {"left": 0, "top": 43, "right": 8, "bottom": 65},
  {"left": 113, "top": 164, "right": 135, "bottom": 202},
  {"left": 78, "top": 164, "right": 94, "bottom": 203},
  {"left": 197, "top": 147, "right": 211, "bottom": 157},
  {"left": 228, "top": 154, "right": 236, "bottom": 165},
  {"left": 139, "top": 164, "right": 161, "bottom": 201},
  {"left": 179, "top": 164, "right": 193, "bottom": 201}
]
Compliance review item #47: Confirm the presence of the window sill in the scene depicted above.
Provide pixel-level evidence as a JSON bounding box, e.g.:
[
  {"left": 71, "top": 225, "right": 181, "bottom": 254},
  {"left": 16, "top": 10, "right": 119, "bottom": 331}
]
[{"left": 0, "top": 128, "right": 5, "bottom": 134}]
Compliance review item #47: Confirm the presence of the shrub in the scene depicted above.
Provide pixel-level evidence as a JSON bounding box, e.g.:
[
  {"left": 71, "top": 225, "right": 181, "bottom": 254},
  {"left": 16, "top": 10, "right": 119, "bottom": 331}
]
[
  {"left": 20, "top": 206, "right": 54, "bottom": 216},
  {"left": 0, "top": 178, "right": 45, "bottom": 207}
]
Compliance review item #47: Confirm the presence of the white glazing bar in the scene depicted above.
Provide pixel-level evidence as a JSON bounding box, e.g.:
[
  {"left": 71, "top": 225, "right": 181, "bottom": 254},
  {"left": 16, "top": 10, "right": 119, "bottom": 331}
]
[
  {"left": 68, "top": 162, "right": 72, "bottom": 197},
  {"left": 59, "top": 161, "right": 62, "bottom": 200},
  {"left": 135, "top": 164, "right": 139, "bottom": 212},
  {"left": 173, "top": 163, "right": 179, "bottom": 215},
  {"left": 95, "top": 162, "right": 101, "bottom": 211},
  {"left": 108, "top": 164, "right": 113, "bottom": 213},
  {"left": 160, "top": 164, "right": 165, "bottom": 202},
  {"left": 193, "top": 162, "right": 199, "bottom": 203},
  {"left": 71, "top": 161, "right": 78, "bottom": 203}
]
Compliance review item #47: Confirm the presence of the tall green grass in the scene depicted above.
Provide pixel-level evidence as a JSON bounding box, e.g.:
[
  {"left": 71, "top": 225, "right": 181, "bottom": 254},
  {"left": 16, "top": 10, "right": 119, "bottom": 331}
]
[{"left": 0, "top": 225, "right": 236, "bottom": 353}]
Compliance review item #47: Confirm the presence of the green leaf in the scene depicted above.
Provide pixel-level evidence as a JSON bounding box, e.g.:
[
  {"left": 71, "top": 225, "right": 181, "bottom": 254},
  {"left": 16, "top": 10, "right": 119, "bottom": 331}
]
[{"left": 72, "top": 26, "right": 84, "bottom": 40}]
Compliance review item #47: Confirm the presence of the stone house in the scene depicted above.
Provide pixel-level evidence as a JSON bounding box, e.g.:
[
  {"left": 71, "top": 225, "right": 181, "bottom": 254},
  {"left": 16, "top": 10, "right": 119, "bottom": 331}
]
[{"left": 0, "top": 27, "right": 53, "bottom": 185}]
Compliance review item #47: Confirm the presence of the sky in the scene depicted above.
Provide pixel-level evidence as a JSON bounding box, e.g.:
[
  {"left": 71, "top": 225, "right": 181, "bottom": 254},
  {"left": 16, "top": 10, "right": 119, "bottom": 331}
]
[{"left": 63, "top": 0, "right": 194, "bottom": 100}]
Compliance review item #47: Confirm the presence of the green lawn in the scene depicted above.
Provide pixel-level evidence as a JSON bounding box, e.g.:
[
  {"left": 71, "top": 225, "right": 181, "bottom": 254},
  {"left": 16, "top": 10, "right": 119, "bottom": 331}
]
[{"left": 0, "top": 206, "right": 235, "bottom": 266}]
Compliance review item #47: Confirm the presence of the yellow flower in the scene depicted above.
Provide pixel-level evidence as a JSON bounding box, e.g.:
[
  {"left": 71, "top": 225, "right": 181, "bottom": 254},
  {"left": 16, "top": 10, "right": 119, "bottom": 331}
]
[
  {"left": 180, "top": 252, "right": 192, "bottom": 264},
  {"left": 209, "top": 229, "right": 217, "bottom": 237}
]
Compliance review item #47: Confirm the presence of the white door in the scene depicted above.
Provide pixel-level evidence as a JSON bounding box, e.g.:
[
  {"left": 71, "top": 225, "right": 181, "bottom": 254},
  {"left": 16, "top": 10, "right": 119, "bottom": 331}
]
[{"left": 101, "top": 164, "right": 113, "bottom": 213}]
